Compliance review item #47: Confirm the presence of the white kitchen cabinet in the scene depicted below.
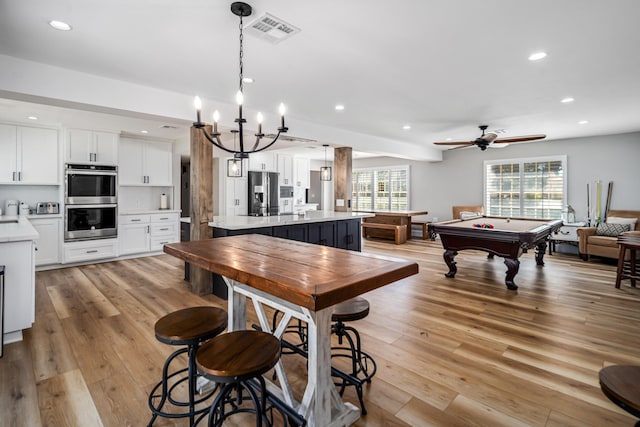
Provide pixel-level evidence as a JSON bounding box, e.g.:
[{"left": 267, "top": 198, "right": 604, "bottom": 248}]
[
  {"left": 150, "top": 213, "right": 180, "bottom": 251},
  {"left": 63, "top": 238, "right": 118, "bottom": 263},
  {"left": 0, "top": 124, "right": 59, "bottom": 184},
  {"left": 119, "top": 212, "right": 179, "bottom": 255},
  {"left": 0, "top": 240, "right": 35, "bottom": 340},
  {"left": 225, "top": 176, "right": 248, "bottom": 216},
  {"left": 279, "top": 198, "right": 294, "bottom": 214},
  {"left": 119, "top": 138, "right": 173, "bottom": 186},
  {"left": 248, "top": 152, "right": 277, "bottom": 172},
  {"left": 31, "top": 217, "right": 61, "bottom": 266},
  {"left": 294, "top": 157, "right": 310, "bottom": 189},
  {"left": 277, "top": 154, "right": 293, "bottom": 186},
  {"left": 119, "top": 214, "right": 151, "bottom": 255},
  {"left": 66, "top": 128, "right": 118, "bottom": 164}
]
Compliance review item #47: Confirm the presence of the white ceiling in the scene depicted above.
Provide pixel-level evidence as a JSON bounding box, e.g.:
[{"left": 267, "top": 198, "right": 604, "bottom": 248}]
[{"left": 1, "top": 0, "right": 639, "bottom": 160}]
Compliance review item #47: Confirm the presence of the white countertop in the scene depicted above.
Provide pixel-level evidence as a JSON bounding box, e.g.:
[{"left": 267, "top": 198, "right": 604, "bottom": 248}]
[
  {"left": 208, "top": 211, "right": 373, "bottom": 230},
  {"left": 0, "top": 216, "right": 40, "bottom": 242}
]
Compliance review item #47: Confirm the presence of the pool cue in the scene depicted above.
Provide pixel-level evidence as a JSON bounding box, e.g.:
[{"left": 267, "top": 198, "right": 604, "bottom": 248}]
[
  {"left": 604, "top": 181, "right": 613, "bottom": 221},
  {"left": 586, "top": 183, "right": 590, "bottom": 226}
]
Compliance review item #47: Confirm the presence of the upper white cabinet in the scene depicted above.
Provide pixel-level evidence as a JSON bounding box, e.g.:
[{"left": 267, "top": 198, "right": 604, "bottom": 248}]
[
  {"left": 248, "top": 152, "right": 277, "bottom": 172},
  {"left": 0, "top": 124, "right": 59, "bottom": 185},
  {"left": 66, "top": 128, "right": 118, "bottom": 164},
  {"left": 277, "top": 154, "right": 293, "bottom": 186},
  {"left": 294, "top": 157, "right": 310, "bottom": 189},
  {"left": 119, "top": 138, "right": 173, "bottom": 186}
]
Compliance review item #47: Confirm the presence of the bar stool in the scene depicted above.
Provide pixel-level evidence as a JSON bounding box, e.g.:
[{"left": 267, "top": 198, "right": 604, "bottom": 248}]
[
  {"left": 196, "top": 330, "right": 281, "bottom": 426},
  {"left": 616, "top": 233, "right": 640, "bottom": 288},
  {"left": 331, "top": 297, "right": 377, "bottom": 415},
  {"left": 148, "top": 306, "right": 227, "bottom": 427}
]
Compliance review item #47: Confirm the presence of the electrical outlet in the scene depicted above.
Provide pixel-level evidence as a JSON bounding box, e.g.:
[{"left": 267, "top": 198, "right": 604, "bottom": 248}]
[{"left": 433, "top": 216, "right": 439, "bottom": 222}]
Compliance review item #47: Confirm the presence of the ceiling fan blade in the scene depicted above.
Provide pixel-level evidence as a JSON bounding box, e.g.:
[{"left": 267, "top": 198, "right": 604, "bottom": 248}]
[
  {"left": 433, "top": 141, "right": 474, "bottom": 146},
  {"left": 493, "top": 134, "right": 546, "bottom": 143}
]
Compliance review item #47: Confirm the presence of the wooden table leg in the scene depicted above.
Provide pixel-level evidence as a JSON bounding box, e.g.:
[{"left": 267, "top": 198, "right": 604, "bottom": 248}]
[{"left": 616, "top": 243, "right": 627, "bottom": 288}]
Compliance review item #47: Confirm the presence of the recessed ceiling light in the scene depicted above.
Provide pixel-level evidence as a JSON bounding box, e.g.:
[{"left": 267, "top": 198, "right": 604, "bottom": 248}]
[
  {"left": 561, "top": 97, "right": 575, "bottom": 103},
  {"left": 446, "top": 138, "right": 452, "bottom": 141},
  {"left": 141, "top": 130, "right": 149, "bottom": 134},
  {"left": 27, "top": 116, "right": 38, "bottom": 120},
  {"left": 528, "top": 52, "right": 547, "bottom": 61},
  {"left": 335, "top": 104, "right": 345, "bottom": 111},
  {"left": 578, "top": 120, "right": 589, "bottom": 125},
  {"left": 49, "top": 20, "right": 72, "bottom": 31},
  {"left": 242, "top": 77, "right": 254, "bottom": 83},
  {"left": 402, "top": 125, "right": 411, "bottom": 130}
]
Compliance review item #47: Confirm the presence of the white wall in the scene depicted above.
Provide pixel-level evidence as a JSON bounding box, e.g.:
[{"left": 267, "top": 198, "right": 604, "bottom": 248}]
[{"left": 353, "top": 132, "right": 640, "bottom": 222}]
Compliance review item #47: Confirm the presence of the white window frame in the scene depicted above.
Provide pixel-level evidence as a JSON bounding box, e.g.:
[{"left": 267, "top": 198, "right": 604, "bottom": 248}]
[
  {"left": 483, "top": 155, "right": 567, "bottom": 219},
  {"left": 352, "top": 165, "right": 410, "bottom": 210}
]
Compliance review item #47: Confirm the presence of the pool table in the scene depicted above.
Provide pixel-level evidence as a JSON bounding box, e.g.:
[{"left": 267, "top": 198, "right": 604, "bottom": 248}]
[{"left": 428, "top": 217, "right": 563, "bottom": 290}]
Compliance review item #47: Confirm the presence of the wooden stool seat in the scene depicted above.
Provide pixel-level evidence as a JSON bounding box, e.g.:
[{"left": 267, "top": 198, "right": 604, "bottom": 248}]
[
  {"left": 197, "top": 331, "right": 281, "bottom": 426},
  {"left": 197, "top": 330, "right": 281, "bottom": 381},
  {"left": 148, "top": 306, "right": 227, "bottom": 427},
  {"left": 332, "top": 297, "right": 370, "bottom": 322},
  {"left": 599, "top": 365, "right": 640, "bottom": 422},
  {"left": 155, "top": 306, "right": 228, "bottom": 345}
]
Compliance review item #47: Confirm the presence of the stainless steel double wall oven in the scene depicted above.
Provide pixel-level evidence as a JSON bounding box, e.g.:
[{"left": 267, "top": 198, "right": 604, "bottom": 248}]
[{"left": 64, "top": 163, "right": 118, "bottom": 241}]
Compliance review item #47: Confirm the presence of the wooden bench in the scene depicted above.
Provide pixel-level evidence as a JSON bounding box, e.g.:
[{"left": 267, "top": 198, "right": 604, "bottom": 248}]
[
  {"left": 411, "top": 220, "right": 435, "bottom": 240},
  {"left": 361, "top": 223, "right": 407, "bottom": 244}
]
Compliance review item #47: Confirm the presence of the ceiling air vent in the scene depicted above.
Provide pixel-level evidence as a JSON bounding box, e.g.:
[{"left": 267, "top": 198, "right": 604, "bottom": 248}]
[
  {"left": 265, "top": 133, "right": 316, "bottom": 143},
  {"left": 245, "top": 13, "right": 300, "bottom": 44}
]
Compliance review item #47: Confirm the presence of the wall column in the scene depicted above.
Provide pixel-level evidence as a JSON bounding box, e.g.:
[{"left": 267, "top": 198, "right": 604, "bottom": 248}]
[
  {"left": 333, "top": 147, "right": 352, "bottom": 212},
  {"left": 189, "top": 124, "right": 213, "bottom": 295}
]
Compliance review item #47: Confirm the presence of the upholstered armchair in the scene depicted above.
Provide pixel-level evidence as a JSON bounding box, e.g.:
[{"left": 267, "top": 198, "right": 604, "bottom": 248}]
[{"left": 576, "top": 210, "right": 640, "bottom": 260}]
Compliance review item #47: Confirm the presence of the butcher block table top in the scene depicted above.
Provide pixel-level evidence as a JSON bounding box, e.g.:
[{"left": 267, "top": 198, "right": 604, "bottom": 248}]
[{"left": 164, "top": 234, "right": 418, "bottom": 311}]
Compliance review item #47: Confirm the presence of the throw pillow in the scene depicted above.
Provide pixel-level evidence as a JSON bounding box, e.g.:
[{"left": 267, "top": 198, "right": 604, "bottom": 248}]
[
  {"left": 607, "top": 216, "right": 638, "bottom": 230},
  {"left": 460, "top": 211, "right": 482, "bottom": 220},
  {"left": 596, "top": 223, "right": 631, "bottom": 237}
]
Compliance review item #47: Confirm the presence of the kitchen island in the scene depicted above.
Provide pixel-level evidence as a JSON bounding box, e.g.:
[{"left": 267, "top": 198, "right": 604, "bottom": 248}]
[
  {"left": 0, "top": 216, "right": 38, "bottom": 344},
  {"left": 210, "top": 210, "right": 372, "bottom": 251}
]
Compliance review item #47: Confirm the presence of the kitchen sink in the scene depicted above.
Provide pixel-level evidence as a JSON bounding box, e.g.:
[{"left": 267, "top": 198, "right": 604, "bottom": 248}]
[{"left": 0, "top": 219, "right": 19, "bottom": 224}]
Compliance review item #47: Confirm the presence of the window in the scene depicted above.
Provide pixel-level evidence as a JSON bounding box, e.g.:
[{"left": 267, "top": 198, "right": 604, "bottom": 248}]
[
  {"left": 484, "top": 156, "right": 566, "bottom": 219},
  {"left": 352, "top": 166, "right": 409, "bottom": 210}
]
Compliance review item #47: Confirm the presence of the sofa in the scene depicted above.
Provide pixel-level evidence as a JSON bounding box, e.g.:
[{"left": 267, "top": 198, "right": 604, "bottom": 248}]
[{"left": 576, "top": 210, "right": 640, "bottom": 260}]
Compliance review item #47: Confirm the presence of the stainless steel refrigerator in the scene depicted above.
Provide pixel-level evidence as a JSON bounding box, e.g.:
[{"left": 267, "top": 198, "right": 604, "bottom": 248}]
[{"left": 248, "top": 171, "right": 279, "bottom": 216}]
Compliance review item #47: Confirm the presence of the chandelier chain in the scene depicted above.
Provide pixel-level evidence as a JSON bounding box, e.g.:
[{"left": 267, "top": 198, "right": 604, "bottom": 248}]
[{"left": 239, "top": 15, "right": 244, "bottom": 93}]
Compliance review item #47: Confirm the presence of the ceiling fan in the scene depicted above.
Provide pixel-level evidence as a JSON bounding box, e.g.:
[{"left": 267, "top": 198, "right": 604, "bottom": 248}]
[{"left": 434, "top": 125, "right": 546, "bottom": 151}]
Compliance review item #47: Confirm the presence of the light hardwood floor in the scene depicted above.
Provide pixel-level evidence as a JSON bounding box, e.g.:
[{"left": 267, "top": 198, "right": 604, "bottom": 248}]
[{"left": 2, "top": 238, "right": 640, "bottom": 426}]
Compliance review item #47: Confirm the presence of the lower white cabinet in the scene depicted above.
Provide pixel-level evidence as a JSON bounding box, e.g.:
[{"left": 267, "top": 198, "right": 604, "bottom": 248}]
[
  {"left": 30, "top": 217, "right": 61, "bottom": 266},
  {"left": 63, "top": 238, "right": 118, "bottom": 263},
  {"left": 119, "top": 212, "right": 179, "bottom": 255},
  {"left": 119, "top": 214, "right": 151, "bottom": 255},
  {"left": 0, "top": 240, "right": 35, "bottom": 339}
]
